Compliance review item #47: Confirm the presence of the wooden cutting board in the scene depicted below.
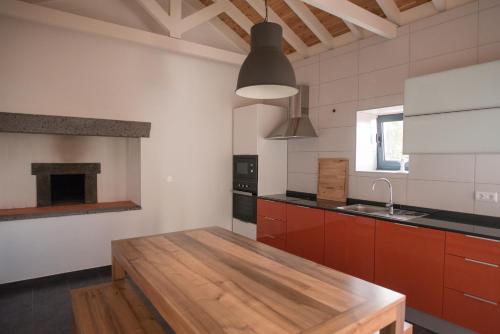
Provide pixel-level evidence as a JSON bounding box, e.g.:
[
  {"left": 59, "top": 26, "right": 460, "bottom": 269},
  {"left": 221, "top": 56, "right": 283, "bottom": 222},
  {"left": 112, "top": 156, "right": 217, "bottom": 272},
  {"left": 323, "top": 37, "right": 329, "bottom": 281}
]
[{"left": 317, "top": 158, "right": 348, "bottom": 202}]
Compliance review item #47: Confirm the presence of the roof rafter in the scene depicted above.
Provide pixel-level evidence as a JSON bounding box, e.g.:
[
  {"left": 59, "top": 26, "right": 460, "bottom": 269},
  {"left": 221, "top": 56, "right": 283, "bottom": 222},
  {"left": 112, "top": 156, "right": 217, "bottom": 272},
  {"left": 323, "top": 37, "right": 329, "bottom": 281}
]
[
  {"left": 282, "top": 0, "right": 335, "bottom": 47},
  {"left": 176, "top": 2, "right": 226, "bottom": 35},
  {"left": 300, "top": 0, "right": 397, "bottom": 39},
  {"left": 375, "top": 0, "right": 401, "bottom": 25},
  {"left": 432, "top": 0, "right": 447, "bottom": 11},
  {"left": 1, "top": 0, "right": 245, "bottom": 65},
  {"left": 183, "top": 0, "right": 250, "bottom": 53},
  {"left": 343, "top": 20, "right": 363, "bottom": 39}
]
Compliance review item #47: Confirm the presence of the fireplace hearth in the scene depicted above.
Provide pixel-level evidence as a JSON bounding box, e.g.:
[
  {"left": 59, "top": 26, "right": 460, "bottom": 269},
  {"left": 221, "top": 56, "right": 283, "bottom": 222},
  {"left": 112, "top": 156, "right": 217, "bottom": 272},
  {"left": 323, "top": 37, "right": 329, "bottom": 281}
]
[{"left": 32, "top": 163, "right": 101, "bottom": 207}]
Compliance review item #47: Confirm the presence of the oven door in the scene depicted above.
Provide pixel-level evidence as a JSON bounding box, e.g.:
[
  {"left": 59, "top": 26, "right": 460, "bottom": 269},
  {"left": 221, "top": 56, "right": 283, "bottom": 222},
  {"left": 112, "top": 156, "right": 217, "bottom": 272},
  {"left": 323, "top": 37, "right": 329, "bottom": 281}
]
[
  {"left": 233, "top": 155, "right": 258, "bottom": 182},
  {"left": 232, "top": 190, "right": 257, "bottom": 223}
]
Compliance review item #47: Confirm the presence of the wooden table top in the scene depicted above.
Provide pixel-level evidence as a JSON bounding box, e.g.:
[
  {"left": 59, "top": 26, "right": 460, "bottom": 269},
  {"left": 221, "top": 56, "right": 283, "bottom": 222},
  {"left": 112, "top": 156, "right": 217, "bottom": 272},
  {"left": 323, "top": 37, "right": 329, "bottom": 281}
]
[{"left": 112, "top": 227, "right": 405, "bottom": 334}]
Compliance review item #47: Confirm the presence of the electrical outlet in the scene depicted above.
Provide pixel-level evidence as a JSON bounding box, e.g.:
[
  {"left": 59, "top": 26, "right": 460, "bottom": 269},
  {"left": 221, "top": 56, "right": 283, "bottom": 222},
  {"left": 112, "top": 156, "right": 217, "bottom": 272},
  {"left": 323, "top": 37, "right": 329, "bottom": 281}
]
[{"left": 475, "top": 191, "right": 498, "bottom": 203}]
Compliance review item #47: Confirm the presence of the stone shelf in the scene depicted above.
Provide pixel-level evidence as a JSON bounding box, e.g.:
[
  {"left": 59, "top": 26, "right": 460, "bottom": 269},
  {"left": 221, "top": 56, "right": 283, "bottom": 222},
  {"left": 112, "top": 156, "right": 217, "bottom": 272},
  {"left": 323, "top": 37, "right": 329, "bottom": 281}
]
[
  {"left": 0, "top": 112, "right": 151, "bottom": 138},
  {"left": 0, "top": 201, "right": 141, "bottom": 222}
]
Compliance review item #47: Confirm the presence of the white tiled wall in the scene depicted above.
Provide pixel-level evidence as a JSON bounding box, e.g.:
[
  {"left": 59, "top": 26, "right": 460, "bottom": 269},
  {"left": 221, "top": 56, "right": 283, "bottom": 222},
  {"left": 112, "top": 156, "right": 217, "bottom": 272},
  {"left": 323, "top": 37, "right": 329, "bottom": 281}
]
[{"left": 288, "top": 1, "right": 500, "bottom": 216}]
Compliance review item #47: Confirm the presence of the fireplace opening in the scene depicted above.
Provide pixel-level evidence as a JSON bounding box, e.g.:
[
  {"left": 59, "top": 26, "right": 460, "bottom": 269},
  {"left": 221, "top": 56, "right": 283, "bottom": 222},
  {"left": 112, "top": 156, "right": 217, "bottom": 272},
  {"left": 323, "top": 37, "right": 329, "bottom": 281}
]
[
  {"left": 50, "top": 174, "right": 85, "bottom": 205},
  {"left": 32, "top": 163, "right": 100, "bottom": 207}
]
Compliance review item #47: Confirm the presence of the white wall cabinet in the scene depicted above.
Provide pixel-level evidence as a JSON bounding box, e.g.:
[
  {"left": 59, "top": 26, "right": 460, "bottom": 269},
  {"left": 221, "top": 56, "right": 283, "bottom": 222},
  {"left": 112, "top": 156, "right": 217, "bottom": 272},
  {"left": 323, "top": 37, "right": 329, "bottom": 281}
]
[{"left": 404, "top": 60, "right": 500, "bottom": 154}]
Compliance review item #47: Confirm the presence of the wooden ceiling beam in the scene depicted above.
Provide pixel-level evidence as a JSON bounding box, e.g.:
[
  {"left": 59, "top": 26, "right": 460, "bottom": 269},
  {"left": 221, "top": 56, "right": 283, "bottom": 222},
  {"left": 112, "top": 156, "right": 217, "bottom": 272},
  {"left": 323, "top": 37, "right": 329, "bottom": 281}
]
[
  {"left": 432, "top": 0, "right": 447, "bottom": 11},
  {"left": 135, "top": 0, "right": 178, "bottom": 36},
  {"left": 375, "top": 0, "right": 401, "bottom": 25},
  {"left": 183, "top": 0, "right": 250, "bottom": 53},
  {"left": 1, "top": 0, "right": 245, "bottom": 65},
  {"left": 300, "top": 0, "right": 397, "bottom": 39},
  {"left": 343, "top": 20, "right": 363, "bottom": 40},
  {"left": 282, "top": 0, "right": 335, "bottom": 47},
  {"left": 245, "top": 0, "right": 309, "bottom": 56},
  {"left": 176, "top": 1, "right": 226, "bottom": 35},
  {"left": 221, "top": 0, "right": 254, "bottom": 33}
]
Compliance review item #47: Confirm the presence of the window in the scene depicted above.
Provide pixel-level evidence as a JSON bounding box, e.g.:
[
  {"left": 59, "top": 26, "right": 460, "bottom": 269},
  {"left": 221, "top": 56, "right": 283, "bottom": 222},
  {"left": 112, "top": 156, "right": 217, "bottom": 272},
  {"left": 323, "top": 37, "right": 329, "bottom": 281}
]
[
  {"left": 376, "top": 113, "right": 408, "bottom": 170},
  {"left": 355, "top": 105, "right": 409, "bottom": 173}
]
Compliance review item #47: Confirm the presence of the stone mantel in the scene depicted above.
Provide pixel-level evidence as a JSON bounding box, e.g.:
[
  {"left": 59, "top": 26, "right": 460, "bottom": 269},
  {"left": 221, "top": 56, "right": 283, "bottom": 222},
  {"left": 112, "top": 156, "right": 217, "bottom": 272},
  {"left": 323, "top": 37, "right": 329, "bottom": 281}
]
[{"left": 0, "top": 112, "right": 151, "bottom": 138}]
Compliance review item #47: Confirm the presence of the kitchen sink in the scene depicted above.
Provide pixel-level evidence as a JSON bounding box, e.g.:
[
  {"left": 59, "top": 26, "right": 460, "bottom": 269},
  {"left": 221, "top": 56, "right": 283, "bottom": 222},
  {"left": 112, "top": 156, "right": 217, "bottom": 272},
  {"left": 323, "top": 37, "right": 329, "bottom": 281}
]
[{"left": 336, "top": 204, "right": 428, "bottom": 221}]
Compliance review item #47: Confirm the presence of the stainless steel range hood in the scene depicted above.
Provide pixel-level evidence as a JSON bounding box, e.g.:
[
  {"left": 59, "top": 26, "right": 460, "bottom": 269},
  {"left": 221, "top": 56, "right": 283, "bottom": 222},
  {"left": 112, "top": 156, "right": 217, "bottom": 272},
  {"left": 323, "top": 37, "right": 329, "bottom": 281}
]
[{"left": 266, "top": 85, "right": 318, "bottom": 140}]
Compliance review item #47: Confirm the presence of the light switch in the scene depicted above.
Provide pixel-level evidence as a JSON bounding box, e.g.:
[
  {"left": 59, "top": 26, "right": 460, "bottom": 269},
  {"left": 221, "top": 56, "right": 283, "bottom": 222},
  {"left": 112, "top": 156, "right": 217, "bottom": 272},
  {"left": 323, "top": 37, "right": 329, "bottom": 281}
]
[{"left": 475, "top": 191, "right": 498, "bottom": 203}]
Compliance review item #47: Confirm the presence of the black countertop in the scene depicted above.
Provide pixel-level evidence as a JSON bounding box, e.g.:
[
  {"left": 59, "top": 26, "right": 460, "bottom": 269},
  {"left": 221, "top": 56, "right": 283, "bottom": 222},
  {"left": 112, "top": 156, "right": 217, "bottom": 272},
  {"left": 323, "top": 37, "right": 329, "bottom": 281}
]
[{"left": 259, "top": 193, "right": 500, "bottom": 240}]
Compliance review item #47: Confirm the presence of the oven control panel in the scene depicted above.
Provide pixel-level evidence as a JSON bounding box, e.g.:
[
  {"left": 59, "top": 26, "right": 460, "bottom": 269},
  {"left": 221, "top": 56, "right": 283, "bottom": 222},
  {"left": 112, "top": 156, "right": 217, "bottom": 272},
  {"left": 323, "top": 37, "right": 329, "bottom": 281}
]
[{"left": 233, "top": 181, "right": 257, "bottom": 194}]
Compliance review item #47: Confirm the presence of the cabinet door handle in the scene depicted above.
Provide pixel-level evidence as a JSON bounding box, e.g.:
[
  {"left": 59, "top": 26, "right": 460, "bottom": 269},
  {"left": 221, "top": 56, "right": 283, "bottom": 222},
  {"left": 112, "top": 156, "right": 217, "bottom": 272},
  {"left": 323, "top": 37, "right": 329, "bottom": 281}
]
[
  {"left": 296, "top": 205, "right": 311, "bottom": 209},
  {"left": 463, "top": 293, "right": 498, "bottom": 306},
  {"left": 465, "top": 234, "right": 499, "bottom": 243},
  {"left": 393, "top": 222, "right": 419, "bottom": 229},
  {"left": 263, "top": 216, "right": 278, "bottom": 221},
  {"left": 263, "top": 234, "right": 276, "bottom": 239},
  {"left": 465, "top": 258, "right": 499, "bottom": 268}
]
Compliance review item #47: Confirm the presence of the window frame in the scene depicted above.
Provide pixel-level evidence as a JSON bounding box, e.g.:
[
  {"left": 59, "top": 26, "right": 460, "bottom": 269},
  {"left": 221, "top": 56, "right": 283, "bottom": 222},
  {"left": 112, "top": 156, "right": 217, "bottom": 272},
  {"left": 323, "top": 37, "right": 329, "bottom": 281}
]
[{"left": 376, "top": 113, "right": 406, "bottom": 171}]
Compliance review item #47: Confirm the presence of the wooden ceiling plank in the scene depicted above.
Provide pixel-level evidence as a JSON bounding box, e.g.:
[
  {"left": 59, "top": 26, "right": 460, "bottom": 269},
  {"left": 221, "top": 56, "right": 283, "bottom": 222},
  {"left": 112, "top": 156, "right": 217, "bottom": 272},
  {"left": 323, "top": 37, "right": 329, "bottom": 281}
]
[
  {"left": 343, "top": 20, "right": 363, "bottom": 39},
  {"left": 1, "top": 0, "right": 245, "bottom": 65},
  {"left": 245, "top": 0, "right": 309, "bottom": 56},
  {"left": 282, "top": 0, "right": 335, "bottom": 47},
  {"left": 300, "top": 0, "right": 397, "bottom": 39},
  {"left": 432, "top": 0, "right": 446, "bottom": 11},
  {"left": 135, "top": 0, "right": 177, "bottom": 36},
  {"left": 375, "top": 0, "right": 402, "bottom": 25},
  {"left": 176, "top": 1, "right": 226, "bottom": 35}
]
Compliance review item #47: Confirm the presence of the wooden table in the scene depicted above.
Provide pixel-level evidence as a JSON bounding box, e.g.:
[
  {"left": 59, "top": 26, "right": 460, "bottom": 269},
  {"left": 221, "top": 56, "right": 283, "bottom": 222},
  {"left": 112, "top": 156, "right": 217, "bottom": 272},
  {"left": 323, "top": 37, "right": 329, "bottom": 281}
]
[{"left": 112, "top": 227, "right": 405, "bottom": 334}]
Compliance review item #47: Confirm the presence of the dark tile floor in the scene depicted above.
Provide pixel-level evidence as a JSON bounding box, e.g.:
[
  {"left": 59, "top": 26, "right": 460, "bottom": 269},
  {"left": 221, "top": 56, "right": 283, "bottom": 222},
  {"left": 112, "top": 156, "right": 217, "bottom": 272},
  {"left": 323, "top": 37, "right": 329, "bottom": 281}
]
[{"left": 0, "top": 267, "right": 436, "bottom": 334}]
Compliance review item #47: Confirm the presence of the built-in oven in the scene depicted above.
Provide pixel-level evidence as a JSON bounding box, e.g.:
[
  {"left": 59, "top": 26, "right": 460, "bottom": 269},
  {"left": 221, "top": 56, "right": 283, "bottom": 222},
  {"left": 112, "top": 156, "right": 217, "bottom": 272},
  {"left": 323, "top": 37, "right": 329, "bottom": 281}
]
[
  {"left": 233, "top": 155, "right": 258, "bottom": 182},
  {"left": 232, "top": 179, "right": 257, "bottom": 223},
  {"left": 233, "top": 155, "right": 258, "bottom": 225}
]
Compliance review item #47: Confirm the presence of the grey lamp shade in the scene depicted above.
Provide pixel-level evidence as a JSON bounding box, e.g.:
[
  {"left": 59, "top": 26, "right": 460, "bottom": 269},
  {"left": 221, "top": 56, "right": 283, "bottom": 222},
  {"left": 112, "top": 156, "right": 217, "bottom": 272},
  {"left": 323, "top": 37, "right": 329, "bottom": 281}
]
[{"left": 236, "top": 22, "right": 298, "bottom": 99}]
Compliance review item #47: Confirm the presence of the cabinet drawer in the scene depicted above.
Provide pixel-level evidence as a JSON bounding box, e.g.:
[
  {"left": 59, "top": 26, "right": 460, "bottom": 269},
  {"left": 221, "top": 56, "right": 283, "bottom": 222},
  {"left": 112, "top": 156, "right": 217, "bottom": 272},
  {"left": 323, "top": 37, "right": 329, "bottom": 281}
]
[
  {"left": 257, "top": 216, "right": 285, "bottom": 240},
  {"left": 257, "top": 199, "right": 286, "bottom": 221},
  {"left": 445, "top": 254, "right": 500, "bottom": 302},
  {"left": 446, "top": 232, "right": 500, "bottom": 265},
  {"left": 257, "top": 235, "right": 286, "bottom": 251},
  {"left": 443, "top": 288, "right": 499, "bottom": 334}
]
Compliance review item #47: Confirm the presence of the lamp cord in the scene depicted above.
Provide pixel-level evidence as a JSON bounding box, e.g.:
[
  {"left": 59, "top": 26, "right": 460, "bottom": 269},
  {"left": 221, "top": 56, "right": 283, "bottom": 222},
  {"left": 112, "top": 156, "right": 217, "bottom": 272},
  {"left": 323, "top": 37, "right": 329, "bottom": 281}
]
[{"left": 264, "top": 0, "right": 268, "bottom": 22}]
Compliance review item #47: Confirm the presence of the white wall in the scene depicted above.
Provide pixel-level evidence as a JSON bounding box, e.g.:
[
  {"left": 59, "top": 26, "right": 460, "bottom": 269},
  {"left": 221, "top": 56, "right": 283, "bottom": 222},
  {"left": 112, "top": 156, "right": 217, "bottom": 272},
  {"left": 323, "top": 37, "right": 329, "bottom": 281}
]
[
  {"left": 0, "top": 13, "right": 241, "bottom": 282},
  {"left": 288, "top": 0, "right": 500, "bottom": 216}
]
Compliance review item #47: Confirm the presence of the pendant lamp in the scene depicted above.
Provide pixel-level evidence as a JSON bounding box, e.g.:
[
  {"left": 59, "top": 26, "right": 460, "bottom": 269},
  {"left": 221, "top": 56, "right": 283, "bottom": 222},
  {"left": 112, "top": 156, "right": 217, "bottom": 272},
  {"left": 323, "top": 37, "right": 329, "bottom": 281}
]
[{"left": 235, "top": 0, "right": 298, "bottom": 99}]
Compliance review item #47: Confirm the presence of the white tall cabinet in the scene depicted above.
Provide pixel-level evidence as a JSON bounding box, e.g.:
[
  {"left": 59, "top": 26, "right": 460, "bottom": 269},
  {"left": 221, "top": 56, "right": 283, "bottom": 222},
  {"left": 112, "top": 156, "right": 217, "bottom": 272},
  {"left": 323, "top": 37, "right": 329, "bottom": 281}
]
[{"left": 232, "top": 104, "right": 287, "bottom": 239}]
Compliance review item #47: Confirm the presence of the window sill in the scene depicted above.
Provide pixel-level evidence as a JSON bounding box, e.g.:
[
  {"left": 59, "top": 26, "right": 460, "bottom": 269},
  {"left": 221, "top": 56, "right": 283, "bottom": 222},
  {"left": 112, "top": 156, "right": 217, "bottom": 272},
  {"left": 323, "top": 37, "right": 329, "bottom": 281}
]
[{"left": 355, "top": 170, "right": 409, "bottom": 177}]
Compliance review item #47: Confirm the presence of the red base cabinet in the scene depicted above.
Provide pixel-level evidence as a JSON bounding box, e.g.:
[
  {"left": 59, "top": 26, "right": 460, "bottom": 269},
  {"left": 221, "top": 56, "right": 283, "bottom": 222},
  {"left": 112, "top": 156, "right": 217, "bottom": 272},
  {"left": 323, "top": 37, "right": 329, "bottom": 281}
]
[
  {"left": 443, "top": 232, "right": 500, "bottom": 333},
  {"left": 374, "top": 220, "right": 445, "bottom": 317},
  {"left": 324, "top": 212, "right": 375, "bottom": 282},
  {"left": 257, "top": 199, "right": 287, "bottom": 250},
  {"left": 286, "top": 204, "right": 325, "bottom": 264}
]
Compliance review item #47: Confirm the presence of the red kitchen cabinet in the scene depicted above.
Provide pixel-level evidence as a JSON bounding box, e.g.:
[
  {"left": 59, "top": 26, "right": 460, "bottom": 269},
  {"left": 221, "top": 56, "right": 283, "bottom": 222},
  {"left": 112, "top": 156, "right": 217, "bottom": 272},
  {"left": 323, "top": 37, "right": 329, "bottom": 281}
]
[
  {"left": 374, "top": 220, "right": 446, "bottom": 317},
  {"left": 286, "top": 204, "right": 325, "bottom": 264},
  {"left": 257, "top": 215, "right": 286, "bottom": 250},
  {"left": 443, "top": 232, "right": 500, "bottom": 333},
  {"left": 257, "top": 199, "right": 286, "bottom": 222},
  {"left": 443, "top": 288, "right": 500, "bottom": 334},
  {"left": 324, "top": 211, "right": 375, "bottom": 282}
]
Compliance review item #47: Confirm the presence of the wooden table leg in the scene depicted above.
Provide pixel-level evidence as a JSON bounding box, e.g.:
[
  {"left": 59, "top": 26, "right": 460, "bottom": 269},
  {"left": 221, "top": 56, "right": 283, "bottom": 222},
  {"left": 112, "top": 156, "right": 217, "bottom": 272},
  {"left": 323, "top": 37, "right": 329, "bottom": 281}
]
[
  {"left": 112, "top": 256, "right": 126, "bottom": 281},
  {"left": 381, "top": 302, "right": 405, "bottom": 334}
]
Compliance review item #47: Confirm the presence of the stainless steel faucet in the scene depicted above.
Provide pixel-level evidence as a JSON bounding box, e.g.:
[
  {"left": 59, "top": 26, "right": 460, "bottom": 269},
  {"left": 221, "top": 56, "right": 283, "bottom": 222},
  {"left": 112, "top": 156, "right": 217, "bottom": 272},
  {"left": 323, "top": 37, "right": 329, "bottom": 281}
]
[{"left": 372, "top": 178, "right": 394, "bottom": 215}]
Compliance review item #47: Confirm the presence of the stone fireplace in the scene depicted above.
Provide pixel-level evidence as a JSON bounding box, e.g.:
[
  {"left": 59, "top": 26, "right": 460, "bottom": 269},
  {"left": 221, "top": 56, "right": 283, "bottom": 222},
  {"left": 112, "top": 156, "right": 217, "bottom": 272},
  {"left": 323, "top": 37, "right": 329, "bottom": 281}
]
[{"left": 31, "top": 163, "right": 101, "bottom": 207}]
